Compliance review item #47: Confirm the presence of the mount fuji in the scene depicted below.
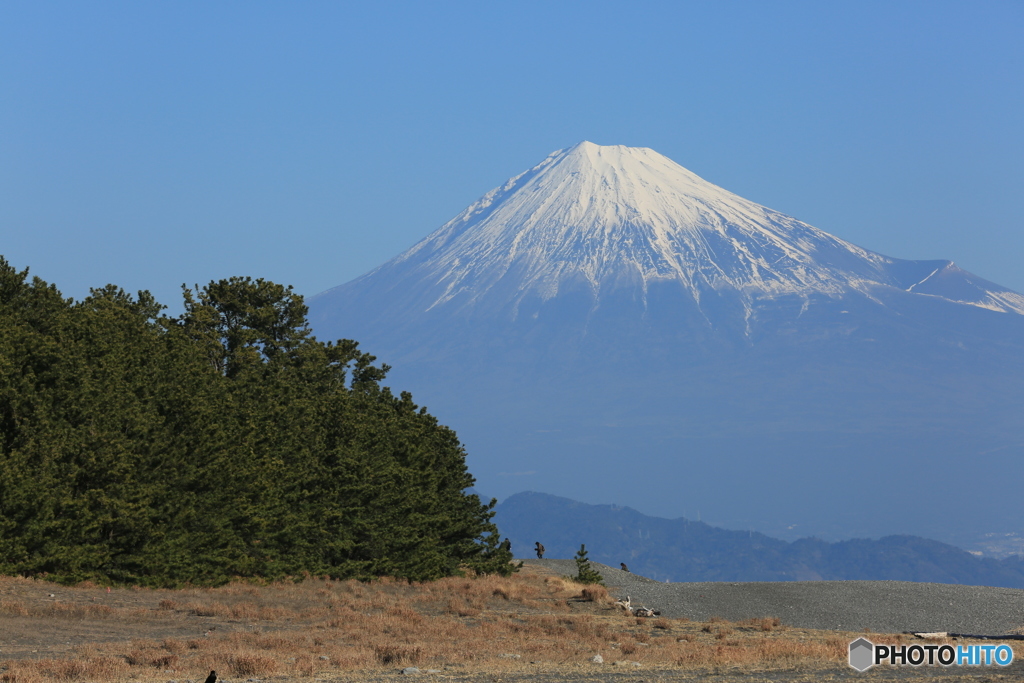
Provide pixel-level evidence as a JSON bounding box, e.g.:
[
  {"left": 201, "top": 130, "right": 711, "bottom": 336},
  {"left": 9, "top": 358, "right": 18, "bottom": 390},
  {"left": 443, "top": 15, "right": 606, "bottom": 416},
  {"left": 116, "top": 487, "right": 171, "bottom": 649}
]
[{"left": 309, "top": 142, "right": 1024, "bottom": 549}]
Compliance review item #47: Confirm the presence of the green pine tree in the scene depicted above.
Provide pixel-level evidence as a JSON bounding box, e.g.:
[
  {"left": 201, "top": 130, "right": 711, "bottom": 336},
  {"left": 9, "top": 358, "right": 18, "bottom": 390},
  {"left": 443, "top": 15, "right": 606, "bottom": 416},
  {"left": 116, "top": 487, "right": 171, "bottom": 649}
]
[{"left": 573, "top": 544, "right": 604, "bottom": 585}]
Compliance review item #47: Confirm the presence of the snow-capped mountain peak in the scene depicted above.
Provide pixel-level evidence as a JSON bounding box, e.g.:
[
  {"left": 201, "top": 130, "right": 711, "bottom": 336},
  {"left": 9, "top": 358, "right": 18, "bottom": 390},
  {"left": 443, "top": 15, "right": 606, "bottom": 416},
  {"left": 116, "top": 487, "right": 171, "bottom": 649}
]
[
  {"left": 401, "top": 140, "right": 855, "bottom": 300},
  {"left": 306, "top": 143, "right": 1024, "bottom": 557},
  {"left": 343, "top": 141, "right": 1023, "bottom": 319}
]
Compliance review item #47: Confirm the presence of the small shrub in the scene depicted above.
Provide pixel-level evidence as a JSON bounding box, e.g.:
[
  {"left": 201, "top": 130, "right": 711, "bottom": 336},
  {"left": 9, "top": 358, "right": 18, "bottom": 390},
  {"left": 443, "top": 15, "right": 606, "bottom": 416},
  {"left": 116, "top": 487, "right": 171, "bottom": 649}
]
[
  {"left": 35, "top": 656, "right": 128, "bottom": 681},
  {"left": 580, "top": 585, "right": 609, "bottom": 603},
  {"left": 0, "top": 670, "right": 41, "bottom": 683},
  {"left": 739, "top": 616, "right": 782, "bottom": 631},
  {"left": 571, "top": 545, "right": 604, "bottom": 585},
  {"left": 229, "top": 653, "right": 278, "bottom": 677},
  {"left": 373, "top": 645, "right": 423, "bottom": 665},
  {"left": 124, "top": 650, "right": 147, "bottom": 666},
  {"left": 186, "top": 602, "right": 225, "bottom": 617},
  {"left": 544, "top": 576, "right": 572, "bottom": 593},
  {"left": 150, "top": 654, "right": 178, "bottom": 669},
  {"left": 161, "top": 639, "right": 186, "bottom": 655},
  {"left": 0, "top": 600, "right": 30, "bottom": 617}
]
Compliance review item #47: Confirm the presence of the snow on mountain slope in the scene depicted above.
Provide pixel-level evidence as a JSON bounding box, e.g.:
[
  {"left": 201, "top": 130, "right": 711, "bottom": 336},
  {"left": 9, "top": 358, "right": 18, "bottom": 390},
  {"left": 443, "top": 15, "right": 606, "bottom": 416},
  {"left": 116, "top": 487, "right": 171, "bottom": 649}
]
[
  {"left": 321, "top": 141, "right": 1024, "bottom": 321},
  {"left": 307, "top": 142, "right": 1024, "bottom": 546}
]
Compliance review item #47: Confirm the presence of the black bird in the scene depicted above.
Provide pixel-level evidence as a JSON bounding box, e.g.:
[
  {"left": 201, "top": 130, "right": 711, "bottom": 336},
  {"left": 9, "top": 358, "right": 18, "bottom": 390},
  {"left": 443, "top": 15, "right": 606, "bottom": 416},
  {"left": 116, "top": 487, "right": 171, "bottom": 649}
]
[
  {"left": 620, "top": 563, "right": 629, "bottom": 572},
  {"left": 203, "top": 671, "right": 217, "bottom": 683}
]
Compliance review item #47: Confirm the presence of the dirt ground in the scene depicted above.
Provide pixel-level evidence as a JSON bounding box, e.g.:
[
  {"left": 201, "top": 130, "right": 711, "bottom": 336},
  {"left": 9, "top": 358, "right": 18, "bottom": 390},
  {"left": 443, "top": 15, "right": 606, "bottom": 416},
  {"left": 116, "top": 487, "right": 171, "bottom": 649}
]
[{"left": 1, "top": 565, "right": 1021, "bottom": 682}]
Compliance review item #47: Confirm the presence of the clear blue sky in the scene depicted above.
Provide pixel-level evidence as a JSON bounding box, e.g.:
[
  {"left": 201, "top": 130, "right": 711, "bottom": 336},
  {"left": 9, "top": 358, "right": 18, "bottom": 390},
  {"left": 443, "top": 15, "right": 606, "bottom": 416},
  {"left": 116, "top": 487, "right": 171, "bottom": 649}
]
[{"left": 3, "top": 1, "right": 1022, "bottom": 313}]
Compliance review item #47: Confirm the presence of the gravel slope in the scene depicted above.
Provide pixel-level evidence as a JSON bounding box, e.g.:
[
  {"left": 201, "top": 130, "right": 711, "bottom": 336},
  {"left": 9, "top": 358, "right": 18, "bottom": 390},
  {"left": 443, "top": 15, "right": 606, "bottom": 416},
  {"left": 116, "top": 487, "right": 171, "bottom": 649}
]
[{"left": 525, "top": 559, "right": 1024, "bottom": 634}]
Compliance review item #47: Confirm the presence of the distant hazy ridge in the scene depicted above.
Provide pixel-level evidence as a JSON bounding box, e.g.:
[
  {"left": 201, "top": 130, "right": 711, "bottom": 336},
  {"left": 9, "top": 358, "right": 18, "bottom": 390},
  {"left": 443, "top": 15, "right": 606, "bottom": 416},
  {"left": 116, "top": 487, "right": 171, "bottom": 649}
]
[{"left": 496, "top": 492, "right": 1024, "bottom": 587}]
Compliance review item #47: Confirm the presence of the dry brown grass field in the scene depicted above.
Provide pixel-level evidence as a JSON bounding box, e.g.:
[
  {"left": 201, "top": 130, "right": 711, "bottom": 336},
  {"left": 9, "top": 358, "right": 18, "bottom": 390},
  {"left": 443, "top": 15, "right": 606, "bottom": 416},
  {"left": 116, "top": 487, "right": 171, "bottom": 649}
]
[{"left": 0, "top": 564, "right": 1019, "bottom": 682}]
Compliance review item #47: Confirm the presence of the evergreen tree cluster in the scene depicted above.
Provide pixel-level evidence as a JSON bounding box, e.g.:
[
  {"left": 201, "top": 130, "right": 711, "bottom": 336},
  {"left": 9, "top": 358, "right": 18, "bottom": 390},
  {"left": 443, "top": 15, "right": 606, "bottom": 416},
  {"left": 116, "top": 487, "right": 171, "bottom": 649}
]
[{"left": 0, "top": 258, "right": 513, "bottom": 586}]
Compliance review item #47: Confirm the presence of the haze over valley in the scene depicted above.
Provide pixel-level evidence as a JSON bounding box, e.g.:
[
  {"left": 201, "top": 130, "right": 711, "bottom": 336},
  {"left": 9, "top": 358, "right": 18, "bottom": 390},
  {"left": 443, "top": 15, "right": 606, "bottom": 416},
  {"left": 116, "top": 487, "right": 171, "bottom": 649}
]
[{"left": 309, "top": 142, "right": 1024, "bottom": 553}]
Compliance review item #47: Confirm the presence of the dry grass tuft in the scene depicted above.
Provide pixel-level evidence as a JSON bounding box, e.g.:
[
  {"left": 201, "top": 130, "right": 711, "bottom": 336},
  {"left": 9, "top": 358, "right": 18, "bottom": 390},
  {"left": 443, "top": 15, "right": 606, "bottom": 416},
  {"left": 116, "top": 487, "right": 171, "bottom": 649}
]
[
  {"left": 740, "top": 616, "right": 784, "bottom": 632},
  {"left": 373, "top": 644, "right": 423, "bottom": 665},
  {"left": 229, "top": 653, "right": 278, "bottom": 677},
  {"left": 0, "top": 599, "right": 29, "bottom": 617},
  {"left": 579, "top": 585, "right": 609, "bottom": 603},
  {"left": 0, "top": 656, "right": 129, "bottom": 683}
]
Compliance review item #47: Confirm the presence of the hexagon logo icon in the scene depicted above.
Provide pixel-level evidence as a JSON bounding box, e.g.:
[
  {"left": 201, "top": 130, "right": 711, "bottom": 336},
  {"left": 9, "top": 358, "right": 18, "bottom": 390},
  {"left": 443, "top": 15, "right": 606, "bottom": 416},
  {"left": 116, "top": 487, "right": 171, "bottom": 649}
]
[{"left": 849, "top": 637, "right": 875, "bottom": 672}]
